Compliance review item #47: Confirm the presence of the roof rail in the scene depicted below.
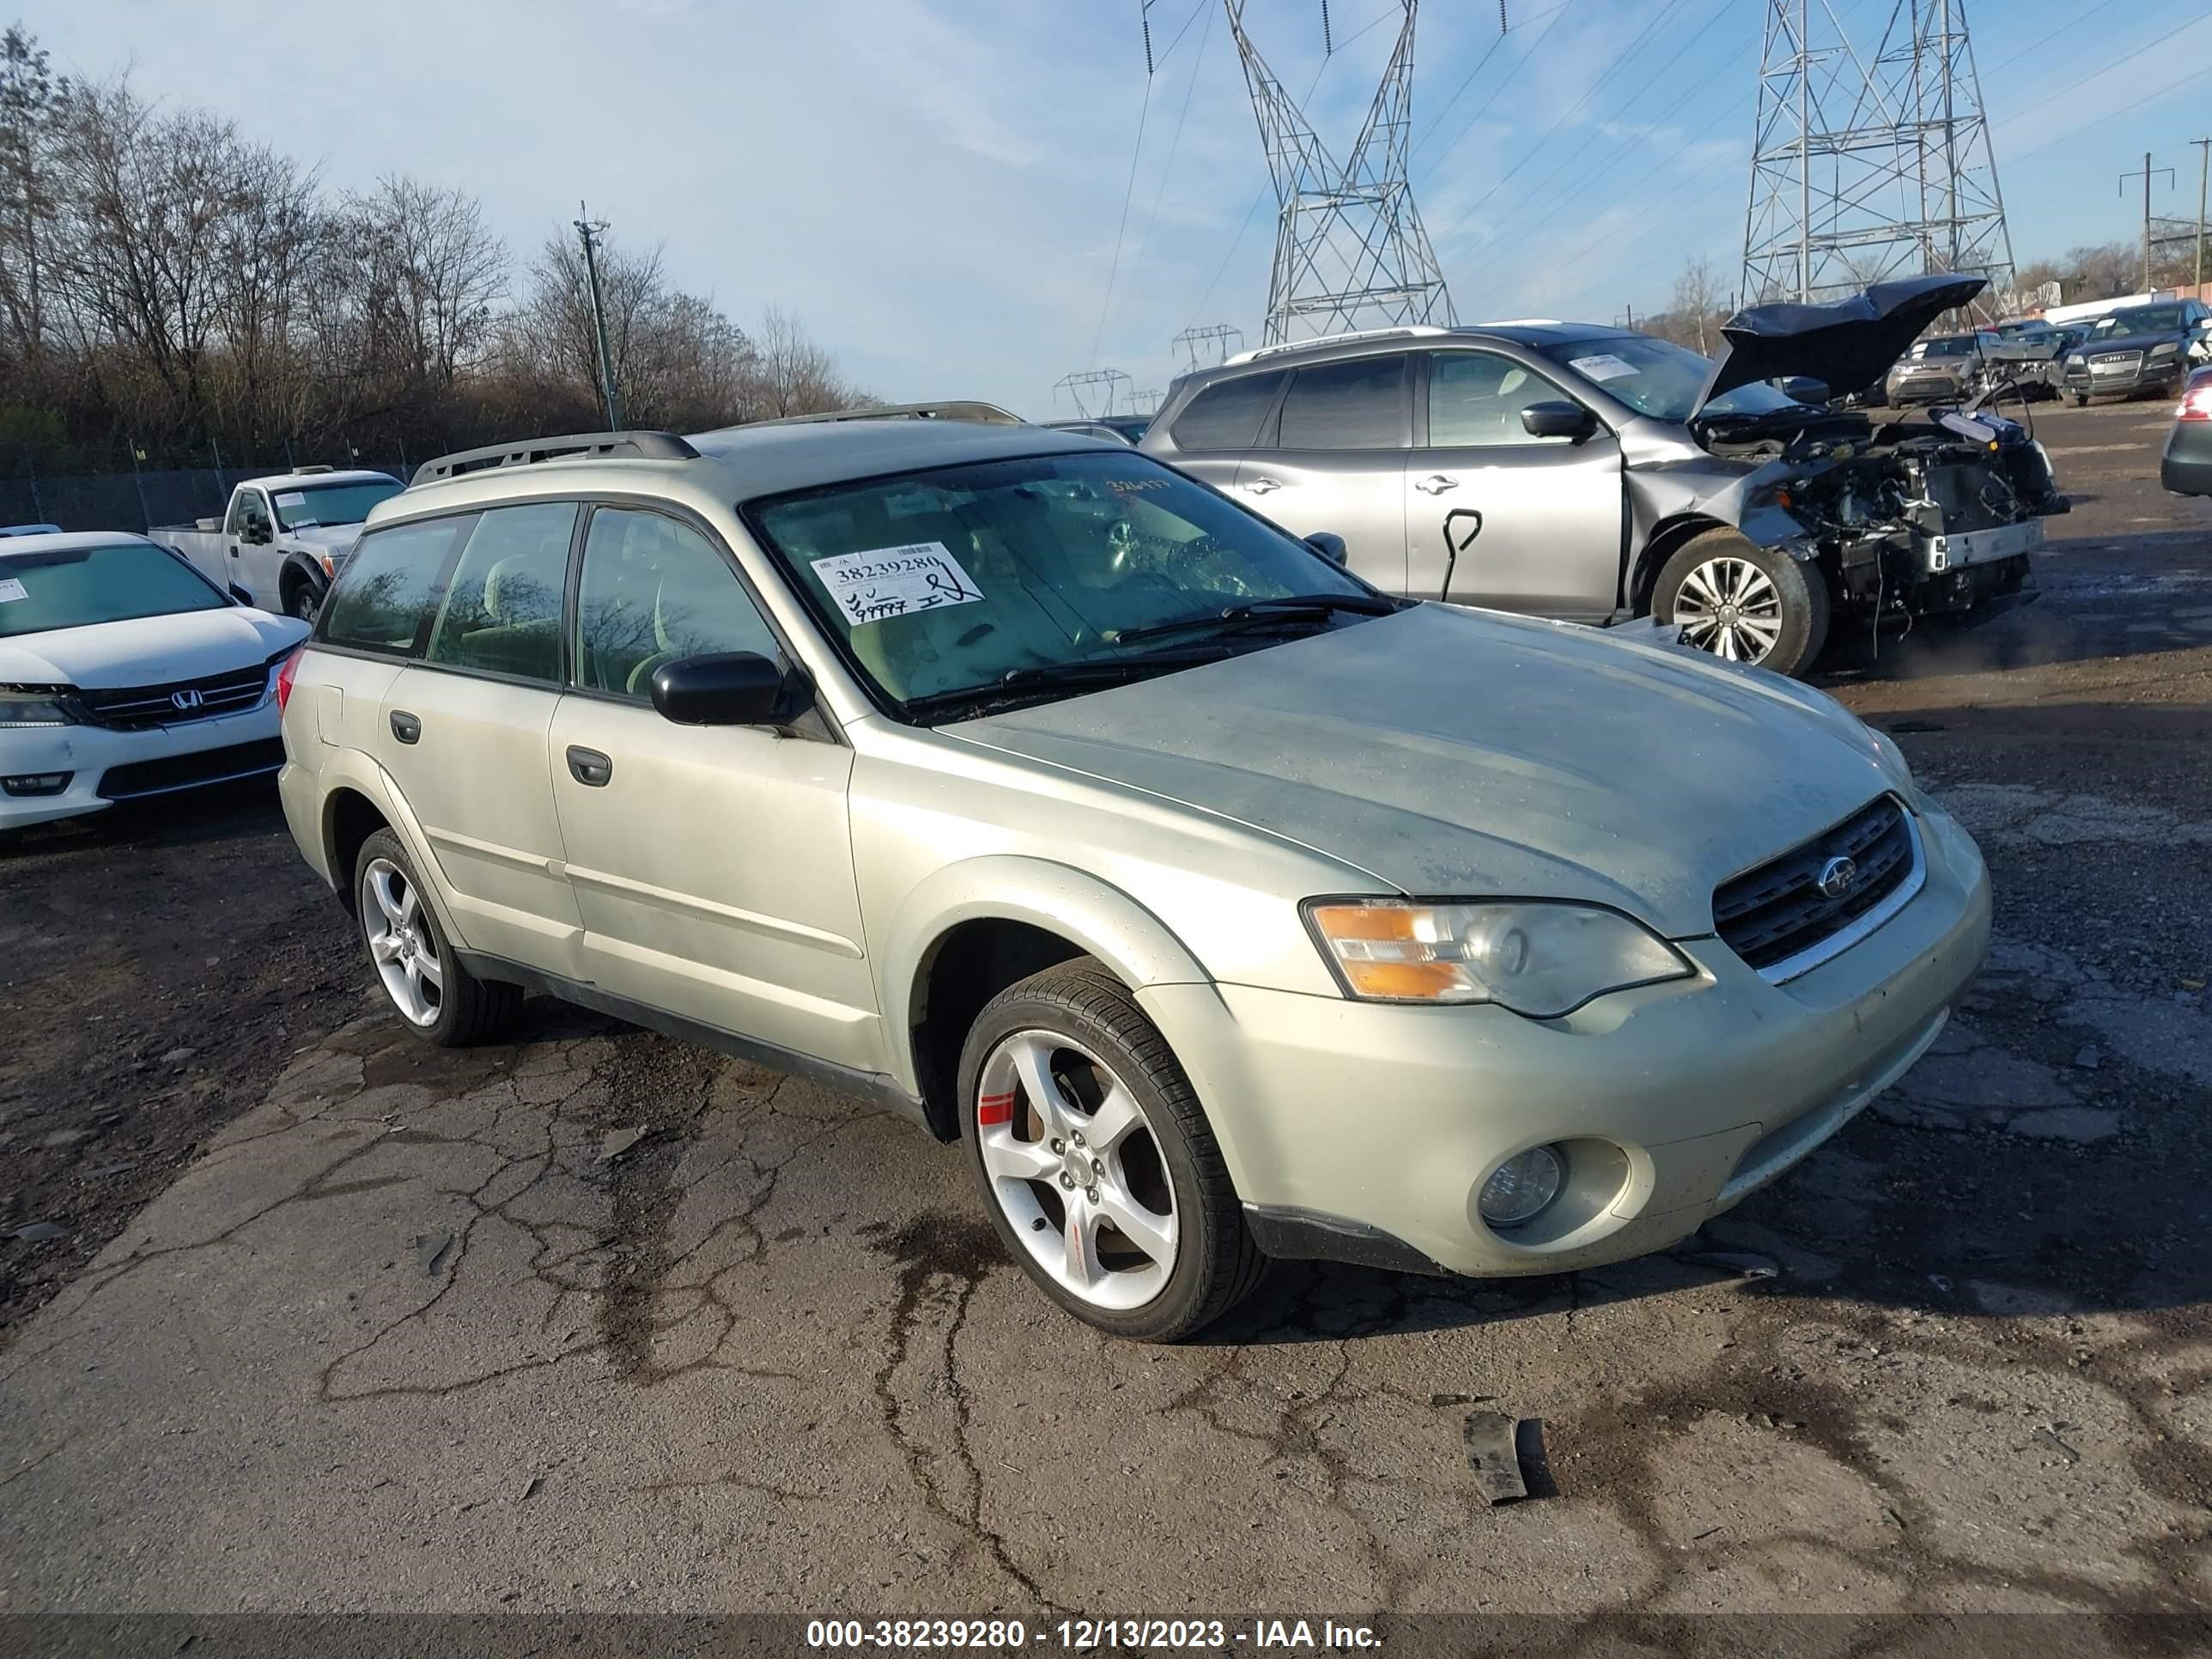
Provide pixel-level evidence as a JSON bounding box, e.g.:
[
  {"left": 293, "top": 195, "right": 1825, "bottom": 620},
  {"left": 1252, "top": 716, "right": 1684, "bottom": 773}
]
[
  {"left": 753, "top": 400, "right": 1024, "bottom": 428},
  {"left": 410, "top": 430, "right": 699, "bottom": 486},
  {"left": 1224, "top": 325, "right": 1456, "bottom": 366}
]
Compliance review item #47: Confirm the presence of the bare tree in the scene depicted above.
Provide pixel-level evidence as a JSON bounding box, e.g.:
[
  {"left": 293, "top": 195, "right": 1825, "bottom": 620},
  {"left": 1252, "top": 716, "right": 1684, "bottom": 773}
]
[
  {"left": 0, "top": 23, "right": 64, "bottom": 360},
  {"left": 1668, "top": 257, "right": 1727, "bottom": 356},
  {"left": 349, "top": 174, "right": 505, "bottom": 385},
  {"left": 747, "top": 304, "right": 863, "bottom": 419}
]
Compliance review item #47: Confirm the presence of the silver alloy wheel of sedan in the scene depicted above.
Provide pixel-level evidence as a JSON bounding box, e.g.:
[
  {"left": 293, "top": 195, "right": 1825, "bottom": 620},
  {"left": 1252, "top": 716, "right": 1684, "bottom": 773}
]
[
  {"left": 975, "top": 1029, "right": 1179, "bottom": 1311},
  {"left": 362, "top": 856, "right": 443, "bottom": 1027},
  {"left": 1670, "top": 556, "right": 1784, "bottom": 664}
]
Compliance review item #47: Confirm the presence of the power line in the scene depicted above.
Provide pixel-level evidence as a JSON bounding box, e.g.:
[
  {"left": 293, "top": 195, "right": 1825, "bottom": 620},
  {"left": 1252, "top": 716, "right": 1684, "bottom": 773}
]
[
  {"left": 1090, "top": 2, "right": 1158, "bottom": 368},
  {"left": 1981, "top": 0, "right": 2123, "bottom": 76},
  {"left": 1417, "top": 0, "right": 1575, "bottom": 173},
  {"left": 1110, "top": 0, "right": 1218, "bottom": 344},
  {"left": 1410, "top": 0, "right": 1571, "bottom": 157},
  {"left": 2004, "top": 64, "right": 2212, "bottom": 167}
]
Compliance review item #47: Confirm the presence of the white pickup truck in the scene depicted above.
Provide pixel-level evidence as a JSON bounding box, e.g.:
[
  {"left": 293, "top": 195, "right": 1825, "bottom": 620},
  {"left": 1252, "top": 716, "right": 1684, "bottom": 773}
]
[{"left": 156, "top": 467, "right": 404, "bottom": 620}]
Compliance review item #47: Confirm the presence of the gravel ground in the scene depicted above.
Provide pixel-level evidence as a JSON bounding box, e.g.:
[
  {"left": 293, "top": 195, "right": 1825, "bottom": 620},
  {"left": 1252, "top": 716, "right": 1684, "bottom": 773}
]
[{"left": 0, "top": 398, "right": 2208, "bottom": 1629}]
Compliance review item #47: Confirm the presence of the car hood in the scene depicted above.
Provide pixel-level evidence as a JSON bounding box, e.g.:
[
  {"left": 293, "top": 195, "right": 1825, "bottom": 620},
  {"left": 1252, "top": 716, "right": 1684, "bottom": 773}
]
[
  {"left": 2071, "top": 329, "right": 2185, "bottom": 355},
  {"left": 947, "top": 605, "right": 1902, "bottom": 939},
  {"left": 0, "top": 606, "right": 307, "bottom": 689},
  {"left": 285, "top": 524, "right": 364, "bottom": 557},
  {"left": 1701, "top": 273, "right": 1990, "bottom": 408}
]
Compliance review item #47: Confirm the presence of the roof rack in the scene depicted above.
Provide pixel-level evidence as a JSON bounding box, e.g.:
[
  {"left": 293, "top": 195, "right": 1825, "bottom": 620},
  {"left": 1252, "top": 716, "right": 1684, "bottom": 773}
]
[
  {"left": 294, "top": 464, "right": 337, "bottom": 475},
  {"left": 754, "top": 400, "right": 1024, "bottom": 428},
  {"left": 1224, "top": 325, "right": 1457, "bottom": 366},
  {"left": 410, "top": 430, "right": 699, "bottom": 486}
]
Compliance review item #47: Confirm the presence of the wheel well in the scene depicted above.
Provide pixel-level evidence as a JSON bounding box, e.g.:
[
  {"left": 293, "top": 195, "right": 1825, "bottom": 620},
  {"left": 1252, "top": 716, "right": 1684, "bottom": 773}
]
[
  {"left": 325, "top": 789, "right": 389, "bottom": 915},
  {"left": 910, "top": 920, "right": 1088, "bottom": 1142},
  {"left": 1630, "top": 515, "right": 1729, "bottom": 614}
]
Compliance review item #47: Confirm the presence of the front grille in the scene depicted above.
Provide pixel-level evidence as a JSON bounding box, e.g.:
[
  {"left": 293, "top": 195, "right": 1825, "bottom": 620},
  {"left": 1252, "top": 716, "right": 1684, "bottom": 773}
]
[
  {"left": 2090, "top": 350, "right": 2142, "bottom": 372},
  {"left": 96, "top": 738, "right": 284, "bottom": 801},
  {"left": 1713, "top": 797, "right": 1916, "bottom": 974},
  {"left": 73, "top": 663, "right": 270, "bottom": 730}
]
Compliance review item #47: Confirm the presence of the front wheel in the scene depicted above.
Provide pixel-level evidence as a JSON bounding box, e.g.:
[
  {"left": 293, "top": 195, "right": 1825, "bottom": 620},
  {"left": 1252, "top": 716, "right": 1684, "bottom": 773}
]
[
  {"left": 958, "top": 960, "right": 1265, "bottom": 1341},
  {"left": 284, "top": 580, "right": 321, "bottom": 623},
  {"left": 1652, "top": 529, "right": 1830, "bottom": 678},
  {"left": 2068, "top": 392, "right": 2089, "bottom": 408}
]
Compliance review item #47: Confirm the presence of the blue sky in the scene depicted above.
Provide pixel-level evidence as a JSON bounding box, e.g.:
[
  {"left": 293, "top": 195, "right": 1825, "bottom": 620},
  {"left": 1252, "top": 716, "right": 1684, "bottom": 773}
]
[{"left": 37, "top": 0, "right": 2212, "bottom": 419}]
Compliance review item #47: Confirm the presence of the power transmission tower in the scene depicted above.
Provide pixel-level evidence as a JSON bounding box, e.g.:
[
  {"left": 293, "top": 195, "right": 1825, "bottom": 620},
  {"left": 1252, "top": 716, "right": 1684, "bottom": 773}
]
[
  {"left": 1133, "top": 387, "right": 1167, "bottom": 412},
  {"left": 1054, "top": 369, "right": 1133, "bottom": 419},
  {"left": 1742, "top": 0, "right": 2015, "bottom": 316},
  {"left": 574, "top": 203, "right": 623, "bottom": 430},
  {"left": 2120, "top": 155, "right": 2175, "bottom": 292},
  {"left": 1172, "top": 323, "right": 1246, "bottom": 369},
  {"left": 1224, "top": 0, "right": 1454, "bottom": 344}
]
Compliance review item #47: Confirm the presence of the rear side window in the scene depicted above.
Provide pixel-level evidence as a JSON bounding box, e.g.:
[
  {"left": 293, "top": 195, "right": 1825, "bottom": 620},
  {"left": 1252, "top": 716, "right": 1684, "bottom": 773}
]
[
  {"left": 1168, "top": 370, "right": 1286, "bottom": 451},
  {"left": 422, "top": 502, "right": 579, "bottom": 684},
  {"left": 320, "top": 516, "right": 472, "bottom": 654},
  {"left": 1273, "top": 355, "right": 1408, "bottom": 450}
]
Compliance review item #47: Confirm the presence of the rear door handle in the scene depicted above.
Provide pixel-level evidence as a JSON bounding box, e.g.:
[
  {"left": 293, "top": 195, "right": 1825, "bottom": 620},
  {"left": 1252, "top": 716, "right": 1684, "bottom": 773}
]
[
  {"left": 1244, "top": 477, "right": 1281, "bottom": 495},
  {"left": 566, "top": 745, "right": 612, "bottom": 787},
  {"left": 388, "top": 710, "right": 421, "bottom": 744},
  {"left": 1415, "top": 474, "right": 1459, "bottom": 495}
]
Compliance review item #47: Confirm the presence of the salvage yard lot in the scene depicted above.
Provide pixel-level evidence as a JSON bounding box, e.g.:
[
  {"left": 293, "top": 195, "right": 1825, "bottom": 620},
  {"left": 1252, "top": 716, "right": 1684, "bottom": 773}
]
[{"left": 2, "top": 398, "right": 2209, "bottom": 1615}]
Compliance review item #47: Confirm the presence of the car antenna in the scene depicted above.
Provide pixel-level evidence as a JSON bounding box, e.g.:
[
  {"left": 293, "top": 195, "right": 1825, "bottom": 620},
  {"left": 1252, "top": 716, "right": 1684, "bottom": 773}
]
[{"left": 1438, "top": 509, "right": 1483, "bottom": 605}]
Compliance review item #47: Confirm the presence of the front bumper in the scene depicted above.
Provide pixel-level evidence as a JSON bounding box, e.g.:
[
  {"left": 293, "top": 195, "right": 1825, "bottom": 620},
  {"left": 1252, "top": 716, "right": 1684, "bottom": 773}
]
[
  {"left": 1142, "top": 799, "right": 1990, "bottom": 1279},
  {"left": 2064, "top": 359, "right": 2185, "bottom": 398},
  {"left": 1887, "top": 373, "right": 1966, "bottom": 404},
  {"left": 0, "top": 696, "right": 283, "bottom": 830}
]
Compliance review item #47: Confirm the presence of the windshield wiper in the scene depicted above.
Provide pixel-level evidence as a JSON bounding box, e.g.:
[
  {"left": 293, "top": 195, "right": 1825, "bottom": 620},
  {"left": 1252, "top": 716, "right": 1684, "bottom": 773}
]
[
  {"left": 1107, "top": 592, "right": 1401, "bottom": 647},
  {"left": 898, "top": 647, "right": 1227, "bottom": 721}
]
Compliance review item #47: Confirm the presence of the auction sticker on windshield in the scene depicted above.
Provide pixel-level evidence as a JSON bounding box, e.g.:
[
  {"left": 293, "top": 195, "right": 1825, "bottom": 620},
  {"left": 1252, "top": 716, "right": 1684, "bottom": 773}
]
[
  {"left": 1570, "top": 354, "right": 1637, "bottom": 382},
  {"left": 0, "top": 577, "right": 27, "bottom": 603},
  {"left": 811, "top": 543, "right": 985, "bottom": 626}
]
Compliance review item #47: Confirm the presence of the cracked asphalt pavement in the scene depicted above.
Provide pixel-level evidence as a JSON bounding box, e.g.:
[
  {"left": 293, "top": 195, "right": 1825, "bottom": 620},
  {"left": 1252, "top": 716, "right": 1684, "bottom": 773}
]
[{"left": 1, "top": 400, "right": 2209, "bottom": 1619}]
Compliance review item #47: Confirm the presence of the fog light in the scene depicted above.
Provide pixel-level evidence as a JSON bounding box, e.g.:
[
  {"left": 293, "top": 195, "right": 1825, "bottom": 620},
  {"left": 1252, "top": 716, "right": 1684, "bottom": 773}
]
[
  {"left": 1479, "top": 1145, "right": 1565, "bottom": 1228},
  {"left": 2, "top": 772, "right": 71, "bottom": 797}
]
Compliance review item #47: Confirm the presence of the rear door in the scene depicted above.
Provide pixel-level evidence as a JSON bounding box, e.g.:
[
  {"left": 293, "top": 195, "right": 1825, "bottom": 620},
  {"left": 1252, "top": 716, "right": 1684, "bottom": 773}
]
[
  {"left": 548, "top": 505, "right": 878, "bottom": 1071},
  {"left": 368, "top": 501, "right": 585, "bottom": 975},
  {"left": 1406, "top": 349, "right": 1625, "bottom": 618},
  {"left": 1154, "top": 368, "right": 1287, "bottom": 495},
  {"left": 1233, "top": 354, "right": 1411, "bottom": 591}
]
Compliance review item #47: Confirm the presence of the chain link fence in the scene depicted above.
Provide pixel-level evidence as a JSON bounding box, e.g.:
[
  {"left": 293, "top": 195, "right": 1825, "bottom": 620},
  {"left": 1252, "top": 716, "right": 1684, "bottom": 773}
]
[{"left": 0, "top": 446, "right": 414, "bottom": 536}]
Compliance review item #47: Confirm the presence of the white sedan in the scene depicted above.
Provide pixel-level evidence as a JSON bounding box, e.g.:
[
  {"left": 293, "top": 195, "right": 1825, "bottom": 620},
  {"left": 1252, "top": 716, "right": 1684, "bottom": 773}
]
[{"left": 1, "top": 532, "right": 308, "bottom": 830}]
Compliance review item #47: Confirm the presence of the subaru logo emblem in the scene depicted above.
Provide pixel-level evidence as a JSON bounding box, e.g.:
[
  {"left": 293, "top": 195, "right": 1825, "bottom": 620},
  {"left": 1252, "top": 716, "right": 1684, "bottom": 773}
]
[
  {"left": 170, "top": 688, "right": 204, "bottom": 712},
  {"left": 1816, "top": 855, "right": 1858, "bottom": 898}
]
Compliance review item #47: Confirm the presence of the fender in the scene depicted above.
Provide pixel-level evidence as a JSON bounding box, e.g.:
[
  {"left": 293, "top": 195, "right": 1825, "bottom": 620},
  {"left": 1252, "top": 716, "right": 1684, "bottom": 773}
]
[
  {"left": 277, "top": 550, "right": 331, "bottom": 610},
  {"left": 877, "top": 854, "right": 1212, "bottom": 1097}
]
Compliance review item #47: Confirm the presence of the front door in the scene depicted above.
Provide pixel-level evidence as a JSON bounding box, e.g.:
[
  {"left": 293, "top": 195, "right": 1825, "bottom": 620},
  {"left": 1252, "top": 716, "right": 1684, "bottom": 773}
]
[
  {"left": 1233, "top": 352, "right": 1412, "bottom": 591},
  {"left": 370, "top": 502, "right": 584, "bottom": 974},
  {"left": 226, "top": 488, "right": 278, "bottom": 606},
  {"left": 548, "top": 506, "right": 879, "bottom": 1073},
  {"left": 1408, "top": 349, "right": 1625, "bottom": 619}
]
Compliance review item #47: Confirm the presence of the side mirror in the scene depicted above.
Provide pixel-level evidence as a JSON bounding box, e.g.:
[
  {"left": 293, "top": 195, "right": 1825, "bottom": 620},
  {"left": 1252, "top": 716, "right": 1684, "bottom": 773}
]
[
  {"left": 649, "top": 652, "right": 812, "bottom": 727},
  {"left": 1780, "top": 375, "right": 1831, "bottom": 405},
  {"left": 1304, "top": 531, "right": 1349, "bottom": 565},
  {"left": 1520, "top": 400, "right": 1598, "bottom": 441},
  {"left": 246, "top": 521, "right": 273, "bottom": 545},
  {"left": 227, "top": 582, "right": 254, "bottom": 605}
]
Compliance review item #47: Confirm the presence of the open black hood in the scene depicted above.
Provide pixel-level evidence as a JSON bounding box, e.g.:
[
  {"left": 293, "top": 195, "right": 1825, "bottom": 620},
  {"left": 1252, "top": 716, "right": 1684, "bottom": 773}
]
[{"left": 1695, "top": 273, "right": 1989, "bottom": 412}]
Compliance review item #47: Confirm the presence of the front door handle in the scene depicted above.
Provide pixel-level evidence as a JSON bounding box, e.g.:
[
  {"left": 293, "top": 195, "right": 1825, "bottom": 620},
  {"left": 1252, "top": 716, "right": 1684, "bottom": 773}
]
[
  {"left": 228, "top": 544, "right": 241, "bottom": 558},
  {"left": 1244, "top": 477, "right": 1281, "bottom": 495},
  {"left": 388, "top": 710, "right": 421, "bottom": 744},
  {"left": 1415, "top": 474, "right": 1460, "bottom": 495},
  {"left": 567, "top": 745, "right": 612, "bottom": 787}
]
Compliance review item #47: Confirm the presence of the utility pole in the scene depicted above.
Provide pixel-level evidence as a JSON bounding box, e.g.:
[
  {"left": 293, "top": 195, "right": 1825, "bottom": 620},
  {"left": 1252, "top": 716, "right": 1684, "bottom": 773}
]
[
  {"left": 2193, "top": 137, "right": 2210, "bottom": 294},
  {"left": 574, "top": 203, "right": 623, "bottom": 431},
  {"left": 2121, "top": 156, "right": 2175, "bottom": 293}
]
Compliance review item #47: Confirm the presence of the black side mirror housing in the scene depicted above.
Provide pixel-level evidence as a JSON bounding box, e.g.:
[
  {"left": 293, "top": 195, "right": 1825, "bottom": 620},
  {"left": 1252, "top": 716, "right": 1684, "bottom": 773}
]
[
  {"left": 1305, "top": 532, "right": 1349, "bottom": 565},
  {"left": 245, "top": 522, "right": 272, "bottom": 545},
  {"left": 1780, "top": 375, "right": 1832, "bottom": 405},
  {"left": 650, "top": 652, "right": 813, "bottom": 727},
  {"left": 228, "top": 582, "right": 254, "bottom": 605},
  {"left": 1520, "top": 400, "right": 1598, "bottom": 441}
]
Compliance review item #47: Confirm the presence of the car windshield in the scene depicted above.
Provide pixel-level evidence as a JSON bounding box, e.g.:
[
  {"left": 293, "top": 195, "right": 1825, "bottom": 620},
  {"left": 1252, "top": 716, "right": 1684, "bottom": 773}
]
[
  {"left": 746, "top": 450, "right": 1386, "bottom": 717},
  {"left": 0, "top": 542, "right": 226, "bottom": 638},
  {"left": 2087, "top": 306, "right": 2185, "bottom": 337},
  {"left": 1532, "top": 333, "right": 1805, "bottom": 424},
  {"left": 270, "top": 479, "right": 403, "bottom": 531},
  {"left": 1911, "top": 335, "right": 1984, "bottom": 359}
]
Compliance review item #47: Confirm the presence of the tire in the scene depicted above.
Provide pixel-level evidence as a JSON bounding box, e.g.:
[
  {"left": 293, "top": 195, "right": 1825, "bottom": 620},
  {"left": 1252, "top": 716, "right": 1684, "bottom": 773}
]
[
  {"left": 1652, "top": 528, "right": 1830, "bottom": 678},
  {"left": 2068, "top": 393, "right": 2088, "bottom": 408},
  {"left": 284, "top": 580, "right": 320, "bottom": 623},
  {"left": 957, "top": 958, "right": 1265, "bottom": 1341},
  {"left": 352, "top": 829, "right": 521, "bottom": 1047}
]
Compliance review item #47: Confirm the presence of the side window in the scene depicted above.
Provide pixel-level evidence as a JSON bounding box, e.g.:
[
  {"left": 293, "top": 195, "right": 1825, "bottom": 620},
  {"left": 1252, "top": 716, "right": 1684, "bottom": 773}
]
[
  {"left": 1427, "top": 351, "right": 1577, "bottom": 447},
  {"left": 226, "top": 490, "right": 270, "bottom": 537},
  {"left": 320, "top": 516, "right": 473, "bottom": 654},
  {"left": 421, "top": 502, "right": 578, "bottom": 684},
  {"left": 1168, "top": 369, "right": 1287, "bottom": 451},
  {"left": 574, "top": 508, "right": 779, "bottom": 700},
  {"left": 1273, "top": 355, "right": 1409, "bottom": 450}
]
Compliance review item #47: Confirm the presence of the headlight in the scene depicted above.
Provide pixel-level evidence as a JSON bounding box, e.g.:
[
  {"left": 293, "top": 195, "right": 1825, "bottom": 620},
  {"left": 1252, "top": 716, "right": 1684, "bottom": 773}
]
[
  {"left": 1304, "top": 899, "right": 1692, "bottom": 1017},
  {"left": 2149, "top": 342, "right": 2178, "bottom": 357},
  {"left": 0, "top": 688, "right": 70, "bottom": 727},
  {"left": 2067, "top": 355, "right": 2086, "bottom": 367},
  {"left": 1866, "top": 724, "right": 1916, "bottom": 787}
]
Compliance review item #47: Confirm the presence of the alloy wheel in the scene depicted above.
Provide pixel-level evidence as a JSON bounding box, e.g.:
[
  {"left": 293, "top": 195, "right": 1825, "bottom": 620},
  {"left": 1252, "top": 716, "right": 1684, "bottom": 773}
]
[
  {"left": 362, "top": 857, "right": 443, "bottom": 1027},
  {"left": 1672, "top": 556, "right": 1784, "bottom": 664},
  {"left": 975, "top": 1030, "right": 1178, "bottom": 1310}
]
